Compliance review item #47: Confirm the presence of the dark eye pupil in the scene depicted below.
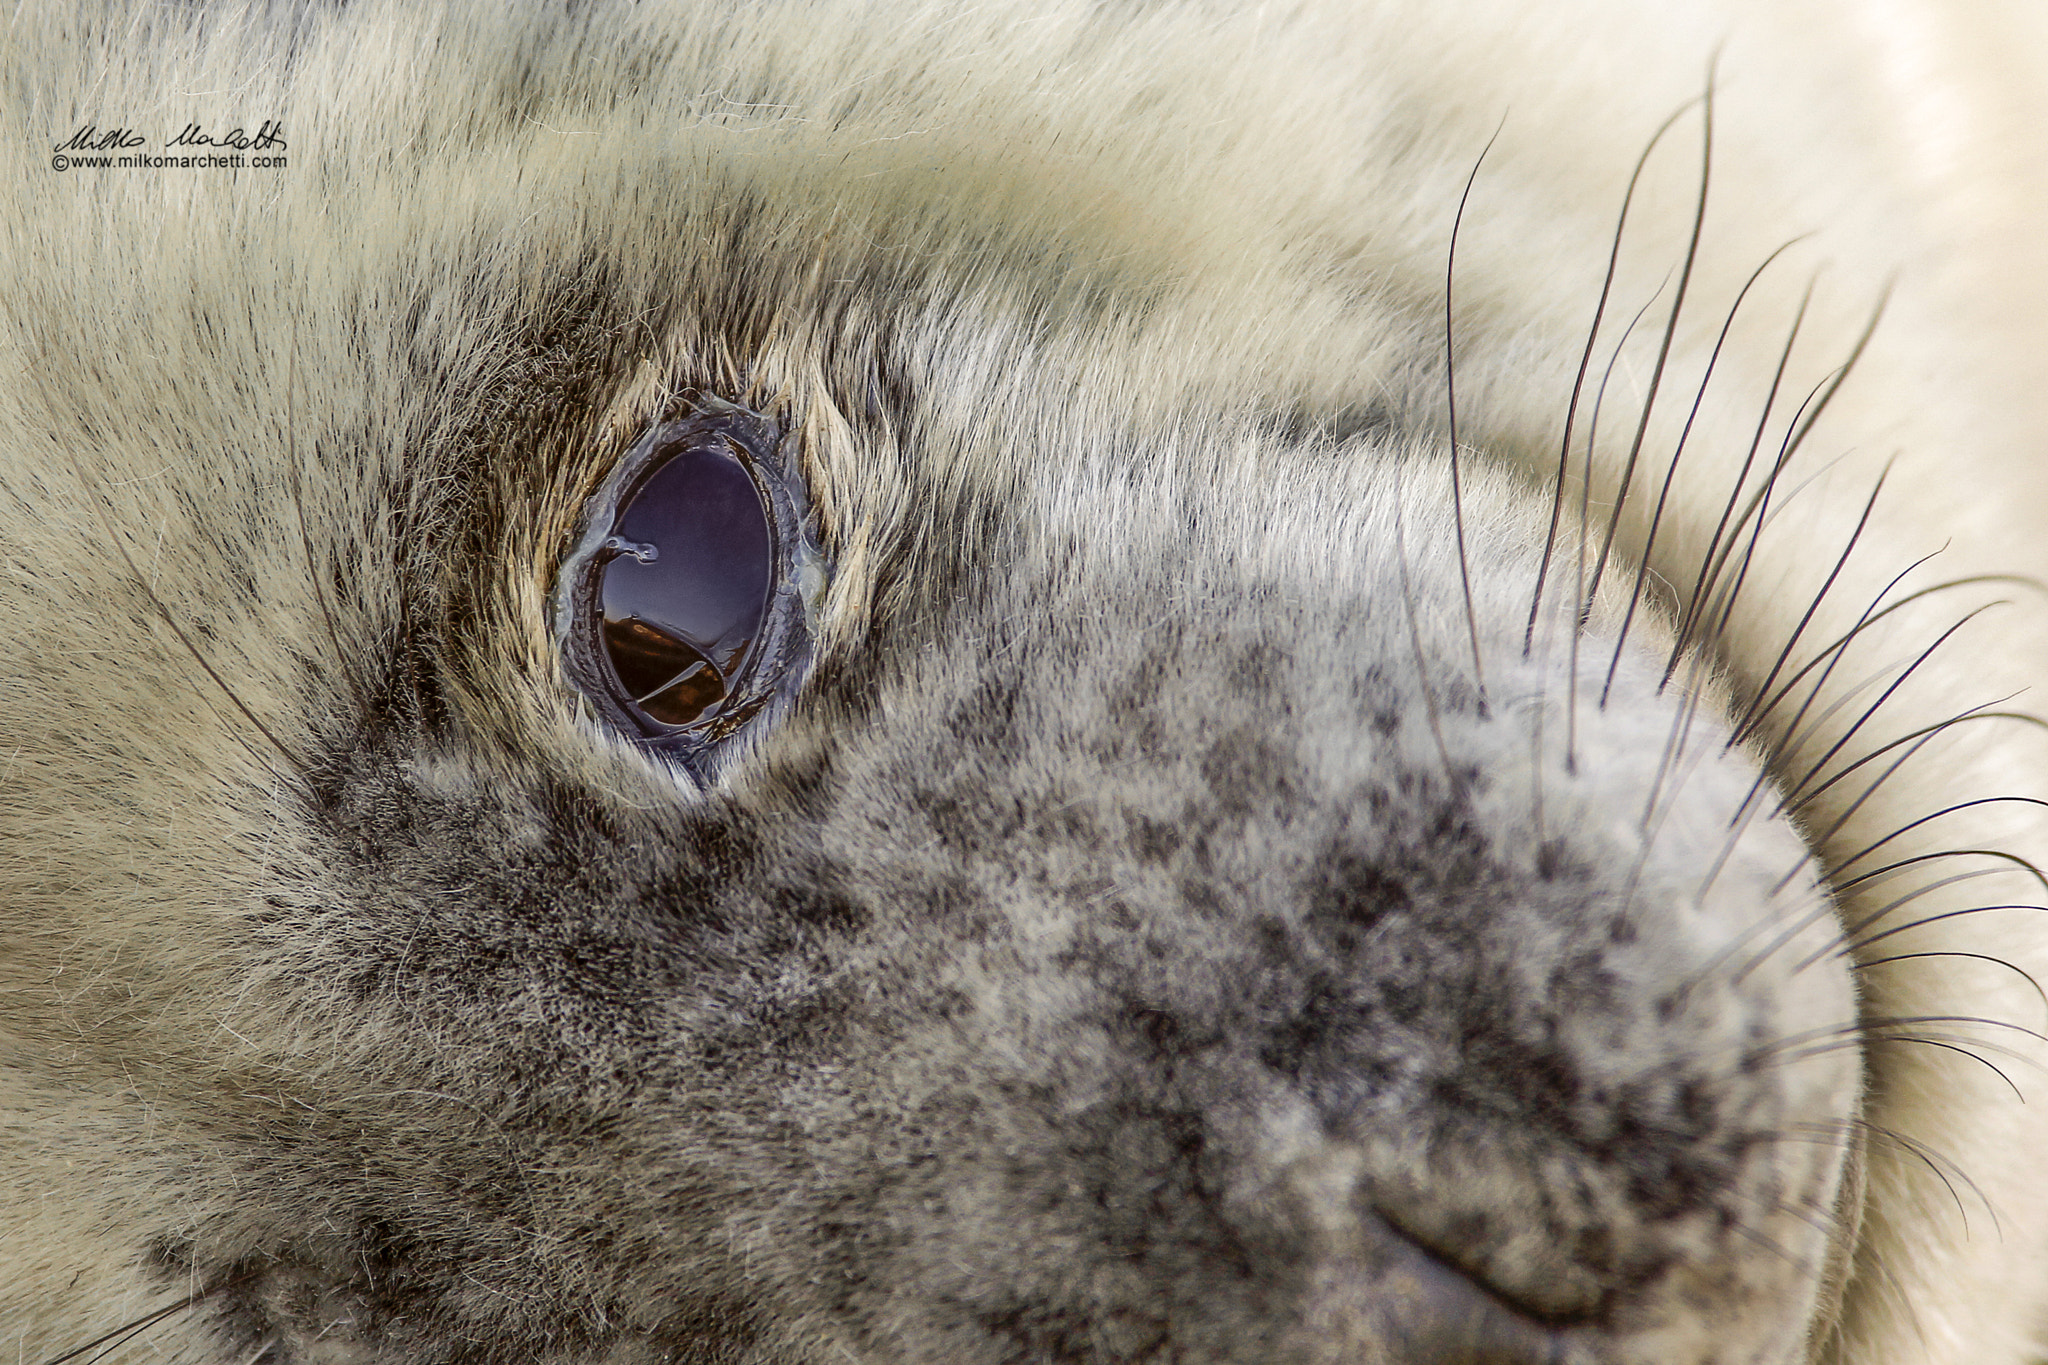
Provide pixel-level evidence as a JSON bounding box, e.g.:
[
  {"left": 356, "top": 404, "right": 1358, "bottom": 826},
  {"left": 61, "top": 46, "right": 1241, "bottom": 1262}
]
[{"left": 599, "top": 443, "right": 771, "bottom": 727}]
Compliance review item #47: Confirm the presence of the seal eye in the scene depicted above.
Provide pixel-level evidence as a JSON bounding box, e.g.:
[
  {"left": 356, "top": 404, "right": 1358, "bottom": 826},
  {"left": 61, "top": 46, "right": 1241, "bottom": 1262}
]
[
  {"left": 599, "top": 442, "right": 771, "bottom": 726},
  {"left": 554, "top": 397, "right": 825, "bottom": 777}
]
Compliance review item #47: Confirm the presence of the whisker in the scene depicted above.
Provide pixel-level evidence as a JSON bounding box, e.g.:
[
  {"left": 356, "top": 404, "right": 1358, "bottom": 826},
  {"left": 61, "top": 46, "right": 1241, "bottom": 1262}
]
[
  {"left": 1717, "top": 471, "right": 1887, "bottom": 753},
  {"left": 1686, "top": 372, "right": 1837, "bottom": 672},
  {"left": 1581, "top": 81, "right": 1715, "bottom": 702},
  {"left": 1659, "top": 280, "right": 1811, "bottom": 688},
  {"left": 1816, "top": 795, "right": 2048, "bottom": 886},
  {"left": 1829, "top": 848, "right": 2048, "bottom": 902},
  {"left": 1737, "top": 572, "right": 2036, "bottom": 751},
  {"left": 1566, "top": 287, "right": 1666, "bottom": 774},
  {"left": 41, "top": 1274, "right": 255, "bottom": 1365},
  {"left": 1784, "top": 704, "right": 2045, "bottom": 818},
  {"left": 1773, "top": 608, "right": 2000, "bottom": 808},
  {"left": 1602, "top": 240, "right": 1800, "bottom": 708},
  {"left": 1785, "top": 1117, "right": 1992, "bottom": 1235},
  {"left": 1852, "top": 951, "right": 2048, "bottom": 1018},
  {"left": 1445, "top": 122, "right": 1502, "bottom": 713},
  {"left": 1841, "top": 904, "right": 2048, "bottom": 962},
  {"left": 1525, "top": 96, "right": 1703, "bottom": 658},
  {"left": 1677, "top": 289, "right": 1887, "bottom": 692},
  {"left": 1758, "top": 1018, "right": 2039, "bottom": 1100},
  {"left": 72, "top": 474, "right": 313, "bottom": 792},
  {"left": 1828, "top": 865, "right": 2016, "bottom": 949}
]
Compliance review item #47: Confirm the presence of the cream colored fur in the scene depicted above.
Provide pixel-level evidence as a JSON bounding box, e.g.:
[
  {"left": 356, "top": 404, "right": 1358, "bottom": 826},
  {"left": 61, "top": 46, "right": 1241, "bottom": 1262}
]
[{"left": 3, "top": 1, "right": 2048, "bottom": 1362}]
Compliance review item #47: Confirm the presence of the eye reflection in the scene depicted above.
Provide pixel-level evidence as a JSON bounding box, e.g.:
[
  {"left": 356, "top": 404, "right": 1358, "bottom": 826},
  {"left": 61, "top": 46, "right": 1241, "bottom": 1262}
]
[{"left": 597, "top": 441, "right": 772, "bottom": 729}]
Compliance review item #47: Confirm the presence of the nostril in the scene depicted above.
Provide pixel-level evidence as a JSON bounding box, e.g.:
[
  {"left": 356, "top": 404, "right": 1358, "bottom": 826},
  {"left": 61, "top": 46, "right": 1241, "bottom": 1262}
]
[{"left": 1367, "top": 1220, "right": 1578, "bottom": 1365}]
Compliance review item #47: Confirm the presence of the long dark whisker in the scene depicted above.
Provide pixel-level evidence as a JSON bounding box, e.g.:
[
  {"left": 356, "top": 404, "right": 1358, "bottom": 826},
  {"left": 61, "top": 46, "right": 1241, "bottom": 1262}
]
[
  {"left": 1783, "top": 704, "right": 2046, "bottom": 819},
  {"left": 1567, "top": 288, "right": 1666, "bottom": 773},
  {"left": 1602, "top": 240, "right": 1800, "bottom": 708},
  {"left": 1581, "top": 82, "right": 1715, "bottom": 703},
  {"left": 1685, "top": 287, "right": 1889, "bottom": 680},
  {"left": 1446, "top": 123, "right": 1501, "bottom": 712},
  {"left": 1735, "top": 854, "right": 2025, "bottom": 990},
  {"left": 1829, "top": 848, "right": 2048, "bottom": 902},
  {"left": 1785, "top": 1117, "right": 1992, "bottom": 1235},
  {"left": 1814, "top": 795, "right": 2048, "bottom": 888},
  {"left": 1525, "top": 97, "right": 1703, "bottom": 658},
  {"left": 1730, "top": 856, "right": 2040, "bottom": 996},
  {"left": 70, "top": 466, "right": 313, "bottom": 791},
  {"left": 1692, "top": 638, "right": 1890, "bottom": 903},
  {"left": 1696, "top": 607, "right": 1924, "bottom": 904},
  {"left": 1770, "top": 607, "right": 2000, "bottom": 811},
  {"left": 1732, "top": 548, "right": 1947, "bottom": 756},
  {"left": 41, "top": 1274, "right": 257, "bottom": 1365},
  {"left": 1738, "top": 574, "right": 2040, "bottom": 754},
  {"left": 1841, "top": 903, "right": 2048, "bottom": 962},
  {"left": 1779, "top": 704, "right": 2025, "bottom": 870},
  {"left": 1659, "top": 280, "right": 1810, "bottom": 688},
  {"left": 1716, "top": 471, "right": 1889, "bottom": 756},
  {"left": 1644, "top": 436, "right": 1871, "bottom": 837},
  {"left": 1822, "top": 866, "right": 2018, "bottom": 955},
  {"left": 1757, "top": 1018, "right": 2038, "bottom": 1099},
  {"left": 1853, "top": 951, "right": 2048, "bottom": 1018},
  {"left": 1648, "top": 379, "right": 1846, "bottom": 908},
  {"left": 1687, "top": 374, "right": 1836, "bottom": 674}
]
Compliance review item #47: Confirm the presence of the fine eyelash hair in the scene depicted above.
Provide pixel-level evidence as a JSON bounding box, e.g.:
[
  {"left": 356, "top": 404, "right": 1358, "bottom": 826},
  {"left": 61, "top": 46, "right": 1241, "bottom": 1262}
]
[{"left": 5, "top": 2, "right": 2048, "bottom": 1364}]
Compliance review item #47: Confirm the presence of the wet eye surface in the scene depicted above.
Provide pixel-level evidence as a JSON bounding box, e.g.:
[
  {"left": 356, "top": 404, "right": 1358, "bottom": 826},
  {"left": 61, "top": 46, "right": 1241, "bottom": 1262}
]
[
  {"left": 554, "top": 396, "right": 826, "bottom": 779},
  {"left": 600, "top": 444, "right": 771, "bottom": 725}
]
